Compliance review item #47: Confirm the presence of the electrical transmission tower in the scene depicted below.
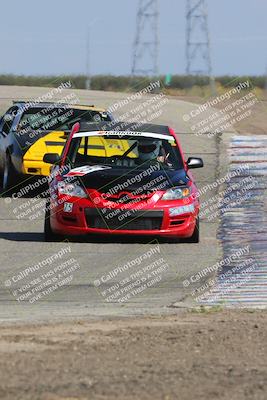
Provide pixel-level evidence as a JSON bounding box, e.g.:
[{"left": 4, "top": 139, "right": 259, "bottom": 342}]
[
  {"left": 186, "top": 0, "right": 213, "bottom": 78},
  {"left": 132, "top": 0, "right": 159, "bottom": 76}
]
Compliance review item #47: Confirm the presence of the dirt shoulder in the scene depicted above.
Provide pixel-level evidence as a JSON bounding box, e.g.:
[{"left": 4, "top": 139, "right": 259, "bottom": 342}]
[
  {"left": 168, "top": 95, "right": 267, "bottom": 135},
  {"left": 0, "top": 310, "right": 266, "bottom": 400}
]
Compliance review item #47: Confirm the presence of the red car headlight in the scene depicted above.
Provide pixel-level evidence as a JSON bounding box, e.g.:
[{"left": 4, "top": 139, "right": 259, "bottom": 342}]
[
  {"left": 161, "top": 186, "right": 191, "bottom": 201},
  {"left": 57, "top": 181, "right": 87, "bottom": 198}
]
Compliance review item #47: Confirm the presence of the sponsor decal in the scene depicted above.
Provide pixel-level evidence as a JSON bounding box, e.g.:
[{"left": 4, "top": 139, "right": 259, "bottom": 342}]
[
  {"left": 65, "top": 165, "right": 111, "bottom": 177},
  {"left": 73, "top": 131, "right": 174, "bottom": 141}
]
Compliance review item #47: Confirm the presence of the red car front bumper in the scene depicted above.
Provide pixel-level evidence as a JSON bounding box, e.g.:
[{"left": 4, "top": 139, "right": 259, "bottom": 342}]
[{"left": 50, "top": 197, "right": 199, "bottom": 238}]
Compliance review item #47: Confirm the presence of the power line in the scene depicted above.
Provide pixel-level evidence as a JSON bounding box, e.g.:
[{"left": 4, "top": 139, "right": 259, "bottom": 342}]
[{"left": 132, "top": 0, "right": 159, "bottom": 76}]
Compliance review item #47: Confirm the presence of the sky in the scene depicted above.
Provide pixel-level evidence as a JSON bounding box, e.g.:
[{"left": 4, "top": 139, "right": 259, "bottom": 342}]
[{"left": 1, "top": 0, "right": 267, "bottom": 76}]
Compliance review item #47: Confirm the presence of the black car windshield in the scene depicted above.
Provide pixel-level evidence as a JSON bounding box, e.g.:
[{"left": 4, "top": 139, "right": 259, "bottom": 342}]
[
  {"left": 18, "top": 107, "right": 112, "bottom": 135},
  {"left": 66, "top": 135, "right": 184, "bottom": 170}
]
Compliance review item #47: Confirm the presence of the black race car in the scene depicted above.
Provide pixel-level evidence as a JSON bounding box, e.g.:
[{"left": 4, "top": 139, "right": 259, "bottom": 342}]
[{"left": 0, "top": 101, "right": 113, "bottom": 192}]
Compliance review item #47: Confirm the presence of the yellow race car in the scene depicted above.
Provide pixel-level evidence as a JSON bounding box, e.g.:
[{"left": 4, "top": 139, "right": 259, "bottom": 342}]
[{"left": 0, "top": 101, "right": 114, "bottom": 191}]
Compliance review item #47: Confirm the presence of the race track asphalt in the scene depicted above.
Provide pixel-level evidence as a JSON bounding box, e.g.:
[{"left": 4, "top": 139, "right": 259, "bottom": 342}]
[{"left": 0, "top": 85, "right": 232, "bottom": 322}]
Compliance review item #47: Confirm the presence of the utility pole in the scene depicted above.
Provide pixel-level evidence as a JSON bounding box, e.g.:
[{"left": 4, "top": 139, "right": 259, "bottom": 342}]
[
  {"left": 185, "top": 0, "right": 215, "bottom": 93},
  {"left": 264, "top": 64, "right": 267, "bottom": 94},
  {"left": 85, "top": 27, "right": 91, "bottom": 90},
  {"left": 132, "top": 0, "right": 159, "bottom": 76}
]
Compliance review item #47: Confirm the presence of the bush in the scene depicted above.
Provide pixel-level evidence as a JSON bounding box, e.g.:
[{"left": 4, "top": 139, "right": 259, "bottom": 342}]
[{"left": 0, "top": 74, "right": 265, "bottom": 91}]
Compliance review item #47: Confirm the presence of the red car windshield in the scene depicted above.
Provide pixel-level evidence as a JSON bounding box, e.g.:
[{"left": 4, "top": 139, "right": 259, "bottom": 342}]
[{"left": 65, "top": 135, "right": 184, "bottom": 170}]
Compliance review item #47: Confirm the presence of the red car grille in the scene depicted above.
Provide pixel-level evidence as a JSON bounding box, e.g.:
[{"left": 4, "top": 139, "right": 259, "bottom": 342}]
[{"left": 85, "top": 209, "right": 163, "bottom": 231}]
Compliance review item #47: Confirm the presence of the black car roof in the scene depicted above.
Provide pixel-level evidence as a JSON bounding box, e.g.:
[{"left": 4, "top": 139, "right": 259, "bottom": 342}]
[
  {"left": 78, "top": 121, "right": 173, "bottom": 137},
  {"left": 13, "top": 101, "right": 95, "bottom": 108}
]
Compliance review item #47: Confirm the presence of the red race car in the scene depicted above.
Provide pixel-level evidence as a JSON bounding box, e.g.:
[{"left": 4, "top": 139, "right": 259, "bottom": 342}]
[{"left": 43, "top": 121, "right": 203, "bottom": 242}]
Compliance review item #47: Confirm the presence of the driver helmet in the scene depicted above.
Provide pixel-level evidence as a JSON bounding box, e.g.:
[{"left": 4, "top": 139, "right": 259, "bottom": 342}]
[{"left": 138, "top": 139, "right": 161, "bottom": 162}]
